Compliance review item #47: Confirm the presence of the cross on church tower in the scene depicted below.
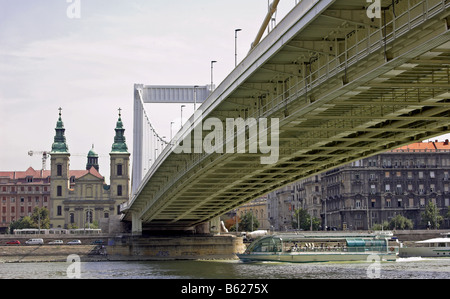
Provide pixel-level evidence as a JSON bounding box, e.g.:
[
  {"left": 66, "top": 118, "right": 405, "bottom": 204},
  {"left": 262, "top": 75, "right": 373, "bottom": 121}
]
[{"left": 118, "top": 107, "right": 122, "bottom": 117}]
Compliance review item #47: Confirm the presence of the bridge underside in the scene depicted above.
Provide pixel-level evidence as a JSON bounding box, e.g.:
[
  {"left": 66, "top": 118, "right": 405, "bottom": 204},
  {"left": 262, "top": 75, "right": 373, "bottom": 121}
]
[{"left": 124, "top": 0, "right": 450, "bottom": 231}]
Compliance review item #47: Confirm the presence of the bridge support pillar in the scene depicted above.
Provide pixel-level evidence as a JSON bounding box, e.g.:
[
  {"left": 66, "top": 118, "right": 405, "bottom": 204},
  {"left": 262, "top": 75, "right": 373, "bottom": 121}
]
[
  {"left": 131, "top": 212, "right": 142, "bottom": 236},
  {"left": 210, "top": 217, "right": 221, "bottom": 234},
  {"left": 195, "top": 217, "right": 222, "bottom": 235}
]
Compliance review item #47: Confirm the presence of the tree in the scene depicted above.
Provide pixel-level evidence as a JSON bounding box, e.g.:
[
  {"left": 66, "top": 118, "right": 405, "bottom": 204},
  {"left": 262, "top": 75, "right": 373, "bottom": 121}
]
[
  {"left": 9, "top": 216, "right": 34, "bottom": 233},
  {"left": 372, "top": 221, "right": 389, "bottom": 231},
  {"left": 239, "top": 212, "right": 260, "bottom": 232},
  {"left": 292, "top": 208, "right": 320, "bottom": 231},
  {"left": 225, "top": 215, "right": 240, "bottom": 232},
  {"left": 421, "top": 202, "right": 443, "bottom": 229},
  {"left": 8, "top": 207, "right": 50, "bottom": 233},
  {"left": 85, "top": 220, "right": 99, "bottom": 229},
  {"left": 388, "top": 214, "right": 413, "bottom": 230},
  {"left": 31, "top": 207, "right": 50, "bottom": 229}
]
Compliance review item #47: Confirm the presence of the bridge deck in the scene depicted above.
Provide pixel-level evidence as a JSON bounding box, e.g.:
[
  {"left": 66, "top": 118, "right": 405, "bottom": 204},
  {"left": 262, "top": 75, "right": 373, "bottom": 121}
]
[{"left": 123, "top": 0, "right": 450, "bottom": 230}]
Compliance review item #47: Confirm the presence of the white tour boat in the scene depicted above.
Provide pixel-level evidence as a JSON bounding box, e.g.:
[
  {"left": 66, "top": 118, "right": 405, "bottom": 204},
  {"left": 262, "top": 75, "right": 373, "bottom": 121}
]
[
  {"left": 238, "top": 231, "right": 398, "bottom": 263},
  {"left": 399, "top": 232, "right": 450, "bottom": 258}
]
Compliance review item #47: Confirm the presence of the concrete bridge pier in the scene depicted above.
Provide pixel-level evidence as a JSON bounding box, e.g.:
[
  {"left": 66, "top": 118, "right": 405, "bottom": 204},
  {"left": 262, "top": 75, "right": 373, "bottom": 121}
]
[
  {"left": 131, "top": 212, "right": 142, "bottom": 236},
  {"left": 194, "top": 217, "right": 221, "bottom": 234}
]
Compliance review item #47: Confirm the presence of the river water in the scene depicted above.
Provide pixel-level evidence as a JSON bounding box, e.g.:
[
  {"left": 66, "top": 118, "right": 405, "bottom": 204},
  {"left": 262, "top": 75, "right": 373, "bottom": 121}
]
[{"left": 0, "top": 257, "right": 449, "bottom": 279}]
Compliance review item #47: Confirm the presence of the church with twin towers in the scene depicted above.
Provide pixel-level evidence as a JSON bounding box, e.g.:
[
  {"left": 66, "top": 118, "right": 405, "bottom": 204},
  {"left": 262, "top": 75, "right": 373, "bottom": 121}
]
[{"left": 49, "top": 108, "right": 130, "bottom": 232}]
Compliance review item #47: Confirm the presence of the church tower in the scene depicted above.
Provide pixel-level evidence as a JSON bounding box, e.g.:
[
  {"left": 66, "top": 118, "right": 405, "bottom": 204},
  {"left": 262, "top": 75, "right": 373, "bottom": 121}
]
[
  {"left": 86, "top": 144, "right": 99, "bottom": 171},
  {"left": 50, "top": 108, "right": 70, "bottom": 228},
  {"left": 110, "top": 108, "right": 130, "bottom": 216}
]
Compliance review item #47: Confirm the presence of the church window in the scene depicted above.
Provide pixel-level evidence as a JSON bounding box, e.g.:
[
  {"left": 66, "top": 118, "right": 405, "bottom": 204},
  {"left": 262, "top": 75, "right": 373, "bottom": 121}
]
[
  {"left": 117, "top": 164, "right": 123, "bottom": 176},
  {"left": 57, "top": 165, "right": 62, "bottom": 176},
  {"left": 57, "top": 186, "right": 62, "bottom": 197},
  {"left": 117, "top": 185, "right": 123, "bottom": 196}
]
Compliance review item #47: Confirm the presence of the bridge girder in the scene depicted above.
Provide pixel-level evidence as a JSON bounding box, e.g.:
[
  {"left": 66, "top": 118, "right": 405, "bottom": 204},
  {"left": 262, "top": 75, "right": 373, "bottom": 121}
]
[{"left": 123, "top": 0, "right": 450, "bottom": 230}]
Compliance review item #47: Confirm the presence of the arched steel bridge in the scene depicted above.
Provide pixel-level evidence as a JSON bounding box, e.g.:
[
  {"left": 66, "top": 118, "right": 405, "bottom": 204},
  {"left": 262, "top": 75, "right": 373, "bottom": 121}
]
[{"left": 122, "top": 0, "right": 450, "bottom": 233}]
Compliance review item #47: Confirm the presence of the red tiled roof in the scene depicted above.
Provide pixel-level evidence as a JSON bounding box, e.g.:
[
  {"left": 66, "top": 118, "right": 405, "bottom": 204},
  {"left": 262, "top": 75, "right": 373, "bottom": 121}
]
[
  {"left": 392, "top": 140, "right": 450, "bottom": 152},
  {"left": 0, "top": 166, "right": 103, "bottom": 181},
  {"left": 69, "top": 167, "right": 104, "bottom": 180},
  {"left": 0, "top": 167, "right": 51, "bottom": 179}
]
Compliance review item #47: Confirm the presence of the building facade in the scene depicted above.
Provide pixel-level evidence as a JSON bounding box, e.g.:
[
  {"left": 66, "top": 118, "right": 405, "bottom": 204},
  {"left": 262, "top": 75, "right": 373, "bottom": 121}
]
[
  {"left": 267, "top": 141, "right": 450, "bottom": 231},
  {"left": 0, "top": 109, "right": 130, "bottom": 233},
  {"left": 323, "top": 141, "right": 450, "bottom": 230},
  {"left": 49, "top": 109, "right": 130, "bottom": 230},
  {"left": 0, "top": 168, "right": 51, "bottom": 233},
  {"left": 235, "top": 196, "right": 270, "bottom": 230}
]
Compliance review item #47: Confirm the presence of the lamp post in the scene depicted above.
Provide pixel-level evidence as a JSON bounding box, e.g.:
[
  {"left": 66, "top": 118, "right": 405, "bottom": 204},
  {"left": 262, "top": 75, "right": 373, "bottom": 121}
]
[
  {"left": 235, "top": 29, "right": 242, "bottom": 67},
  {"left": 180, "top": 105, "right": 186, "bottom": 129},
  {"left": 193, "top": 85, "right": 199, "bottom": 110},
  {"left": 211, "top": 60, "right": 217, "bottom": 91}
]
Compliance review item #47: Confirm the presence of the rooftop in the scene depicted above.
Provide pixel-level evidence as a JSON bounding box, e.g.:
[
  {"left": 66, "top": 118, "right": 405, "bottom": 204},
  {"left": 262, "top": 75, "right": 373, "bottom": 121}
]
[{"left": 390, "top": 140, "right": 450, "bottom": 153}]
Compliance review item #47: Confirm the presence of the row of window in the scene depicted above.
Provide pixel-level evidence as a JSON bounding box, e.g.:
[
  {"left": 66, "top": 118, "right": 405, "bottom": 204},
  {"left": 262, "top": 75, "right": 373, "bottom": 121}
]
[
  {"left": 56, "top": 164, "right": 124, "bottom": 177},
  {"left": 55, "top": 205, "right": 121, "bottom": 217},
  {"left": 56, "top": 185, "right": 124, "bottom": 196},
  {"left": 362, "top": 170, "right": 448, "bottom": 179},
  {"left": 329, "top": 197, "right": 450, "bottom": 210},
  {"left": 360, "top": 157, "right": 450, "bottom": 167},
  {"left": 368, "top": 183, "right": 448, "bottom": 194},
  {"left": 2, "top": 196, "right": 48, "bottom": 204},
  {"left": 1, "top": 186, "right": 49, "bottom": 192},
  {"left": 1, "top": 204, "right": 47, "bottom": 214}
]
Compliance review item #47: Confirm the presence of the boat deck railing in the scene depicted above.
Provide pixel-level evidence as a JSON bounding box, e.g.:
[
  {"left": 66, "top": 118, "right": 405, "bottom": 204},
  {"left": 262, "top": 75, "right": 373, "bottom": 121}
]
[{"left": 285, "top": 245, "right": 388, "bottom": 253}]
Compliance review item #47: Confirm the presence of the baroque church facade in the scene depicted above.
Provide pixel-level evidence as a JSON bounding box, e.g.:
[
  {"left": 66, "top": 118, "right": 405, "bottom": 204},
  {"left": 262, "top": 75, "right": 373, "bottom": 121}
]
[{"left": 49, "top": 108, "right": 130, "bottom": 231}]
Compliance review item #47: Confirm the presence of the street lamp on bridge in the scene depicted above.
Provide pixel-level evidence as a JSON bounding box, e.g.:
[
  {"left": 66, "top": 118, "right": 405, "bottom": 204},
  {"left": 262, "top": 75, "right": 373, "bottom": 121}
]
[
  {"left": 211, "top": 60, "right": 217, "bottom": 92},
  {"left": 180, "top": 105, "right": 186, "bottom": 129},
  {"left": 235, "top": 29, "right": 242, "bottom": 67}
]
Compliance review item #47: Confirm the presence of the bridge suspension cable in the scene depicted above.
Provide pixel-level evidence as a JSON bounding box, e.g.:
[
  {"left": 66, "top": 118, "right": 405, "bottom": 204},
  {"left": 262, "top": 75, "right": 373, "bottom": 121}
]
[
  {"left": 132, "top": 87, "right": 170, "bottom": 195},
  {"left": 141, "top": 104, "right": 169, "bottom": 175},
  {"left": 131, "top": 84, "right": 211, "bottom": 195}
]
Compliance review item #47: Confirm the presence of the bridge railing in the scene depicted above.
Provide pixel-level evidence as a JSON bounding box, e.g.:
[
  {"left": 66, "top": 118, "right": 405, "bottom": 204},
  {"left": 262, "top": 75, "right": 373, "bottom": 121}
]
[{"left": 249, "top": 0, "right": 449, "bottom": 122}]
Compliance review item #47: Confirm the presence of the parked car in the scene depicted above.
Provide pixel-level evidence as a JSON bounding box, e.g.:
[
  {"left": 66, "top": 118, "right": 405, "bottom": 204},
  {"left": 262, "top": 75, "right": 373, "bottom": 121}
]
[
  {"left": 48, "top": 240, "right": 64, "bottom": 245},
  {"left": 25, "top": 238, "right": 44, "bottom": 245},
  {"left": 67, "top": 240, "right": 81, "bottom": 245},
  {"left": 6, "top": 240, "right": 20, "bottom": 245}
]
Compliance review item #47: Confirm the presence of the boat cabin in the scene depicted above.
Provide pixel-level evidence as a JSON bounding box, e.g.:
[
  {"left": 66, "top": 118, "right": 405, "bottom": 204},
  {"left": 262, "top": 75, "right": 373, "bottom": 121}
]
[
  {"left": 415, "top": 233, "right": 450, "bottom": 248},
  {"left": 245, "top": 234, "right": 389, "bottom": 254}
]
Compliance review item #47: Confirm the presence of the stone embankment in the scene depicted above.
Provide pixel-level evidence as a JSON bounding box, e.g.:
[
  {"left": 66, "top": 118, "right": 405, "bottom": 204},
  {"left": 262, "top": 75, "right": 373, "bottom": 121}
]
[
  {"left": 0, "top": 234, "right": 245, "bottom": 263},
  {"left": 0, "top": 245, "right": 103, "bottom": 263},
  {"left": 0, "top": 230, "right": 445, "bottom": 263}
]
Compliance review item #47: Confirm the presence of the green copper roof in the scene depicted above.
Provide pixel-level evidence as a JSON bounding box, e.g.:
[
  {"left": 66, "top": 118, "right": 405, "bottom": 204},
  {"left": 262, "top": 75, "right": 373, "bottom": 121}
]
[
  {"left": 87, "top": 144, "right": 99, "bottom": 157},
  {"left": 86, "top": 144, "right": 99, "bottom": 171},
  {"left": 111, "top": 108, "right": 128, "bottom": 153},
  {"left": 51, "top": 108, "right": 69, "bottom": 154}
]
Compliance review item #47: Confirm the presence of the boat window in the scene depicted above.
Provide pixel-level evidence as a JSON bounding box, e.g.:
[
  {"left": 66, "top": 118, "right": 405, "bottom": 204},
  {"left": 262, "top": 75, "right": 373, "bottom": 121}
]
[
  {"left": 248, "top": 237, "right": 282, "bottom": 253},
  {"left": 438, "top": 243, "right": 446, "bottom": 247},
  {"left": 346, "top": 239, "right": 365, "bottom": 247}
]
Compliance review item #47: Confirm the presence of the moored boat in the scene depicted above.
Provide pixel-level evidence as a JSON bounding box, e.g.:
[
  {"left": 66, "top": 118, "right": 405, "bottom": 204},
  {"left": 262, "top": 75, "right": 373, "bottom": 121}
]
[
  {"left": 399, "top": 232, "right": 450, "bottom": 258},
  {"left": 238, "top": 232, "right": 398, "bottom": 263}
]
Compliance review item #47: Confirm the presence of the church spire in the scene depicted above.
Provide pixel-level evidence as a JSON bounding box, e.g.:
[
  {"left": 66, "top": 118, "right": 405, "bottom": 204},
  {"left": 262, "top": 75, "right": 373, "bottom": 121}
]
[
  {"left": 86, "top": 144, "right": 99, "bottom": 171},
  {"left": 51, "top": 107, "right": 69, "bottom": 154},
  {"left": 111, "top": 108, "right": 128, "bottom": 153}
]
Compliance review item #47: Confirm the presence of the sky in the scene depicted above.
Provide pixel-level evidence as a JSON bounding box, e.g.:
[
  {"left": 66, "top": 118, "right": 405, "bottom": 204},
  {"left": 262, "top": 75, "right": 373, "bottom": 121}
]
[
  {"left": 1, "top": 0, "right": 449, "bottom": 182},
  {"left": 0, "top": 0, "right": 297, "bottom": 180}
]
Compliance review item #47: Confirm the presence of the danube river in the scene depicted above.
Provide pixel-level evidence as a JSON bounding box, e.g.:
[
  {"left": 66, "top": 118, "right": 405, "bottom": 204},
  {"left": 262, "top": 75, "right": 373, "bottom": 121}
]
[{"left": 0, "top": 257, "right": 449, "bottom": 279}]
